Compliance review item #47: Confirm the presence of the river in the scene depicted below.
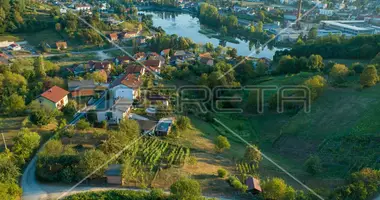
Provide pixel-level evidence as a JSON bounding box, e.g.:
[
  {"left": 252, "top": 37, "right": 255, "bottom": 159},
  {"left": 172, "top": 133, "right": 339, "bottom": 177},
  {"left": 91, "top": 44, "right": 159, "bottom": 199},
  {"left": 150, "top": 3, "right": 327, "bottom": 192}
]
[{"left": 140, "top": 11, "right": 285, "bottom": 59}]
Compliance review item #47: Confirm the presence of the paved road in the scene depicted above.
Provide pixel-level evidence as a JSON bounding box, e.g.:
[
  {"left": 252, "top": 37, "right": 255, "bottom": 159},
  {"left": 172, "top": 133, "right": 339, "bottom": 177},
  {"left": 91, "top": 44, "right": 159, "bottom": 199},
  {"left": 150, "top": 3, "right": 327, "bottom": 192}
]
[
  {"left": 21, "top": 95, "right": 105, "bottom": 200},
  {"left": 12, "top": 45, "right": 146, "bottom": 59}
]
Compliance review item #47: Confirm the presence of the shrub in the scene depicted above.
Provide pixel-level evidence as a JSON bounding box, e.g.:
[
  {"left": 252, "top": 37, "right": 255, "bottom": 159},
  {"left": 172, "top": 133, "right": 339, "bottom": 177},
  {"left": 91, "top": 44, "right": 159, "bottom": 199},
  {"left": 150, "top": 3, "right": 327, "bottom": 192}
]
[
  {"left": 170, "top": 178, "right": 202, "bottom": 200},
  {"left": 304, "top": 155, "right": 322, "bottom": 175},
  {"left": 217, "top": 168, "right": 228, "bottom": 178},
  {"left": 76, "top": 119, "right": 91, "bottom": 130},
  {"left": 215, "top": 135, "right": 230, "bottom": 152},
  {"left": 228, "top": 176, "right": 247, "bottom": 192}
]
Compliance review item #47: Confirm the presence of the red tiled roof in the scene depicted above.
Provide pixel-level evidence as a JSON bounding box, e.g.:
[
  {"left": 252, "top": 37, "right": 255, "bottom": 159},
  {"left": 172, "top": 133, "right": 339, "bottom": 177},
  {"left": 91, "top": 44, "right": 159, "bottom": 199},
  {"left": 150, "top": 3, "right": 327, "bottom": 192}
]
[
  {"left": 199, "top": 52, "right": 212, "bottom": 59},
  {"left": 109, "top": 33, "right": 118, "bottom": 40},
  {"left": 71, "top": 89, "right": 95, "bottom": 97},
  {"left": 121, "top": 74, "right": 142, "bottom": 89},
  {"left": 88, "top": 61, "right": 112, "bottom": 70},
  {"left": 144, "top": 60, "right": 160, "bottom": 68},
  {"left": 41, "top": 86, "right": 69, "bottom": 103},
  {"left": 134, "top": 52, "right": 146, "bottom": 58},
  {"left": 125, "top": 64, "right": 144, "bottom": 74},
  {"left": 117, "top": 55, "right": 134, "bottom": 63},
  {"left": 161, "top": 49, "right": 170, "bottom": 55}
]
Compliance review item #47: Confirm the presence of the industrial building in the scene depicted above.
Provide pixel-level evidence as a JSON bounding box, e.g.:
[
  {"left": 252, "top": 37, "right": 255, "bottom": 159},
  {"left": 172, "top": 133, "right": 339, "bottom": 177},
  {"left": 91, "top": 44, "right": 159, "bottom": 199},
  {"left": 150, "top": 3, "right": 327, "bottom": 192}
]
[{"left": 319, "top": 20, "right": 379, "bottom": 36}]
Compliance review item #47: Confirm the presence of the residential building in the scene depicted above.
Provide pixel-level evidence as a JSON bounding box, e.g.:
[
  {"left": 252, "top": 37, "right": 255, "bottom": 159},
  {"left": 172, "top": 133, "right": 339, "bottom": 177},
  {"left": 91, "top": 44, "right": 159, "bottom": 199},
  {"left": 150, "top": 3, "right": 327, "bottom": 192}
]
[
  {"left": 160, "top": 48, "right": 171, "bottom": 57},
  {"left": 38, "top": 86, "right": 69, "bottom": 110},
  {"left": 198, "top": 52, "right": 214, "bottom": 66},
  {"left": 8, "top": 43, "right": 21, "bottom": 51},
  {"left": 75, "top": 3, "right": 91, "bottom": 11},
  {"left": 144, "top": 60, "right": 162, "bottom": 74},
  {"left": 134, "top": 52, "right": 146, "bottom": 61},
  {"left": 115, "top": 55, "right": 134, "bottom": 65},
  {"left": 105, "top": 164, "right": 122, "bottom": 185},
  {"left": 67, "top": 63, "right": 90, "bottom": 76},
  {"left": 125, "top": 64, "right": 146, "bottom": 76},
  {"left": 88, "top": 61, "right": 113, "bottom": 73},
  {"left": 119, "top": 31, "right": 138, "bottom": 40},
  {"left": 111, "top": 74, "right": 142, "bottom": 100},
  {"left": 108, "top": 33, "right": 118, "bottom": 41},
  {"left": 56, "top": 41, "right": 68, "bottom": 50},
  {"left": 68, "top": 80, "right": 107, "bottom": 98},
  {"left": 96, "top": 98, "right": 133, "bottom": 124},
  {"left": 0, "top": 40, "right": 14, "bottom": 48}
]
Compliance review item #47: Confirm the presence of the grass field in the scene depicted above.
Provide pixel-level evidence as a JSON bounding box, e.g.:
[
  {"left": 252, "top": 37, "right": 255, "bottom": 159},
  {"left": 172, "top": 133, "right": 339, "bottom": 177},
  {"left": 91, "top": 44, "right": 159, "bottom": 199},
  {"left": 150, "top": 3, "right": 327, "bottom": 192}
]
[
  {"left": 0, "top": 116, "right": 55, "bottom": 152},
  {"left": 0, "top": 35, "right": 21, "bottom": 42}
]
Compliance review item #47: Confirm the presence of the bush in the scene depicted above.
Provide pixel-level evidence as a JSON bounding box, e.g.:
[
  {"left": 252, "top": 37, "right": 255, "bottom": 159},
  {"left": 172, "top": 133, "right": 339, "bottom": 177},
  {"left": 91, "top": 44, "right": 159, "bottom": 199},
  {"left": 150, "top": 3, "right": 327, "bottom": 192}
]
[
  {"left": 217, "top": 168, "right": 228, "bottom": 178},
  {"left": 352, "top": 62, "right": 365, "bottom": 74},
  {"left": 170, "top": 178, "right": 202, "bottom": 200},
  {"left": 228, "top": 176, "right": 247, "bottom": 192},
  {"left": 76, "top": 119, "right": 91, "bottom": 130},
  {"left": 304, "top": 155, "right": 322, "bottom": 175},
  {"left": 215, "top": 135, "right": 230, "bottom": 152}
]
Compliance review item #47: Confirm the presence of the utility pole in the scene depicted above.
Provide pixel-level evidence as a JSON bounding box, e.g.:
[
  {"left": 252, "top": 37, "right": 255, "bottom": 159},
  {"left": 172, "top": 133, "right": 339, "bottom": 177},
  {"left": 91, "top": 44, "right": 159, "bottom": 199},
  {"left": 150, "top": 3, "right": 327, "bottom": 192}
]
[{"left": 1, "top": 132, "right": 7, "bottom": 150}]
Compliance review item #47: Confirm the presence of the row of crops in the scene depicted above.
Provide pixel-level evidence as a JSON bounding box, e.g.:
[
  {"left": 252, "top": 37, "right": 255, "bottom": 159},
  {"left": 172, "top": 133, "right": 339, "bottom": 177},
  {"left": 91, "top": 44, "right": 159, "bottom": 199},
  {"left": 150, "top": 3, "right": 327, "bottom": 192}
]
[{"left": 136, "top": 138, "right": 191, "bottom": 170}]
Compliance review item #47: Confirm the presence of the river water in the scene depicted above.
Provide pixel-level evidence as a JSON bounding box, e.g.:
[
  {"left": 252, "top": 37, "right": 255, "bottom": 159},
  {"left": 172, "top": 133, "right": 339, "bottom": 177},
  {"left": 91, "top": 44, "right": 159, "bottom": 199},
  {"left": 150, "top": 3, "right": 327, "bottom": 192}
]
[{"left": 141, "top": 11, "right": 284, "bottom": 59}]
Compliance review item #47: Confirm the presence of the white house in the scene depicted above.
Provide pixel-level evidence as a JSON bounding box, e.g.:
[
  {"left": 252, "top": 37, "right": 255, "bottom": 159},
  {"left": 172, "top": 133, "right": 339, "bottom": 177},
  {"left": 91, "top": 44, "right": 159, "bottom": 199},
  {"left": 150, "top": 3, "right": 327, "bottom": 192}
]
[
  {"left": 8, "top": 43, "right": 21, "bottom": 51},
  {"left": 75, "top": 3, "right": 91, "bottom": 11},
  {"left": 96, "top": 98, "right": 132, "bottom": 124},
  {"left": 111, "top": 73, "right": 142, "bottom": 100},
  {"left": 319, "top": 9, "right": 335, "bottom": 16}
]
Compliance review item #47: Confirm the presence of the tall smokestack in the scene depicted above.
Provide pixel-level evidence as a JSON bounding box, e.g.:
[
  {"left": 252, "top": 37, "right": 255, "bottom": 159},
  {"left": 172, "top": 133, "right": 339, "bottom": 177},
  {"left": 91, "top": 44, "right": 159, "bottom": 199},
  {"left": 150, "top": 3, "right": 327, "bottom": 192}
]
[{"left": 296, "top": 0, "right": 302, "bottom": 29}]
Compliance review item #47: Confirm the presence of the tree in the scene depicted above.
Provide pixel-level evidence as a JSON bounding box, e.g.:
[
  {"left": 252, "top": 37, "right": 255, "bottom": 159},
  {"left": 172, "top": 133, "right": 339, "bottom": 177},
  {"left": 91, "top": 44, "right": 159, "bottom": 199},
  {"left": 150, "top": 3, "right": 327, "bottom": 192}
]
[
  {"left": 170, "top": 178, "right": 202, "bottom": 200},
  {"left": 0, "top": 151, "right": 20, "bottom": 183},
  {"left": 215, "top": 135, "right": 230, "bottom": 152},
  {"left": 352, "top": 62, "right": 365, "bottom": 74},
  {"left": 329, "top": 64, "right": 349, "bottom": 83},
  {"left": 296, "top": 37, "right": 305, "bottom": 45},
  {"left": 304, "top": 155, "right": 322, "bottom": 175},
  {"left": 62, "top": 100, "right": 78, "bottom": 116},
  {"left": 29, "top": 103, "right": 61, "bottom": 126},
  {"left": 12, "top": 128, "right": 40, "bottom": 163},
  {"left": 76, "top": 119, "right": 91, "bottom": 130},
  {"left": 303, "top": 75, "right": 327, "bottom": 101},
  {"left": 308, "top": 54, "right": 324, "bottom": 71},
  {"left": 41, "top": 140, "right": 64, "bottom": 156},
  {"left": 256, "top": 61, "right": 268, "bottom": 76},
  {"left": 261, "top": 178, "right": 296, "bottom": 200},
  {"left": 256, "top": 21, "right": 263, "bottom": 33},
  {"left": 0, "top": 182, "right": 22, "bottom": 200},
  {"left": 250, "top": 24, "right": 255, "bottom": 33},
  {"left": 90, "top": 70, "right": 107, "bottom": 83},
  {"left": 227, "top": 48, "right": 237, "bottom": 58},
  {"left": 176, "top": 116, "right": 191, "bottom": 130},
  {"left": 55, "top": 22, "right": 61, "bottom": 32},
  {"left": 244, "top": 145, "right": 262, "bottom": 167},
  {"left": 119, "top": 119, "right": 140, "bottom": 139},
  {"left": 78, "top": 149, "right": 108, "bottom": 179},
  {"left": 1, "top": 94, "right": 25, "bottom": 116},
  {"left": 205, "top": 42, "right": 214, "bottom": 52},
  {"left": 220, "top": 26, "right": 227, "bottom": 36},
  {"left": 34, "top": 56, "right": 46, "bottom": 77},
  {"left": 277, "top": 55, "right": 297, "bottom": 74},
  {"left": 308, "top": 27, "right": 317, "bottom": 40},
  {"left": 217, "top": 168, "right": 228, "bottom": 178},
  {"left": 360, "top": 65, "right": 378, "bottom": 87}
]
